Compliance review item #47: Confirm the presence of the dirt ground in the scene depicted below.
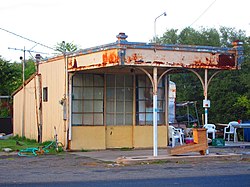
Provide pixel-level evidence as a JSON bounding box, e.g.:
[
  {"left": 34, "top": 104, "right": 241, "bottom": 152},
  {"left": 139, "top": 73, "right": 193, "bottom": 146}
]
[{"left": 0, "top": 147, "right": 249, "bottom": 185}]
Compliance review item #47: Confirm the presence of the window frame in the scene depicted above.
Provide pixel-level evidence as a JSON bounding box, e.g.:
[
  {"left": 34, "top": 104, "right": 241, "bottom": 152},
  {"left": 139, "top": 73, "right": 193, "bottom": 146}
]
[
  {"left": 43, "top": 87, "right": 48, "bottom": 102},
  {"left": 136, "top": 75, "right": 165, "bottom": 125}
]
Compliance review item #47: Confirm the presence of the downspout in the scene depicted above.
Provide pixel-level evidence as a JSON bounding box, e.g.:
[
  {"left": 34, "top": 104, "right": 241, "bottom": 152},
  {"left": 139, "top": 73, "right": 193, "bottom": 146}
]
[
  {"left": 63, "top": 54, "right": 69, "bottom": 149},
  {"left": 68, "top": 73, "right": 73, "bottom": 147},
  {"left": 35, "top": 54, "right": 42, "bottom": 143}
]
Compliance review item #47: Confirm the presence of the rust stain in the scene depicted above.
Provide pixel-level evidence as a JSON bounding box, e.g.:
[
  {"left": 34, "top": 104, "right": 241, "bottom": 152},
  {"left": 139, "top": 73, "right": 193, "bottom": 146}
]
[
  {"left": 68, "top": 62, "right": 119, "bottom": 72},
  {"left": 126, "top": 53, "right": 144, "bottom": 64},
  {"left": 153, "top": 61, "right": 165, "bottom": 65},
  {"left": 68, "top": 58, "right": 78, "bottom": 69},
  {"left": 102, "top": 51, "right": 119, "bottom": 65}
]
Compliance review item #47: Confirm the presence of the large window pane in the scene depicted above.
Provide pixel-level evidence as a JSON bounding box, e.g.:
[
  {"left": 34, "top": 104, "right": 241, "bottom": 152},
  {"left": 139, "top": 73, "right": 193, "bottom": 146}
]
[
  {"left": 125, "top": 101, "right": 133, "bottom": 112},
  {"left": 116, "top": 101, "right": 124, "bottom": 113},
  {"left": 83, "top": 114, "right": 93, "bottom": 125},
  {"left": 106, "top": 88, "right": 115, "bottom": 100},
  {"left": 116, "top": 114, "right": 124, "bottom": 125},
  {"left": 137, "top": 76, "right": 145, "bottom": 87},
  {"left": 72, "top": 73, "right": 104, "bottom": 126},
  {"left": 106, "top": 114, "right": 114, "bottom": 125},
  {"left": 157, "top": 113, "right": 165, "bottom": 124},
  {"left": 84, "top": 74, "right": 93, "bottom": 86},
  {"left": 106, "top": 75, "right": 115, "bottom": 87},
  {"left": 72, "top": 114, "right": 82, "bottom": 125},
  {"left": 106, "top": 101, "right": 114, "bottom": 113},
  {"left": 106, "top": 74, "right": 133, "bottom": 126},
  {"left": 138, "top": 113, "right": 145, "bottom": 124},
  {"left": 73, "top": 87, "right": 83, "bottom": 99},
  {"left": 138, "top": 101, "right": 145, "bottom": 112},
  {"left": 94, "top": 101, "right": 103, "bottom": 112},
  {"left": 157, "top": 88, "right": 164, "bottom": 99},
  {"left": 83, "top": 100, "right": 93, "bottom": 112},
  {"left": 125, "top": 114, "right": 133, "bottom": 125},
  {"left": 125, "top": 76, "right": 133, "bottom": 87},
  {"left": 146, "top": 113, "right": 153, "bottom": 123},
  {"left": 136, "top": 75, "right": 165, "bottom": 125},
  {"left": 83, "top": 88, "right": 93, "bottom": 99},
  {"left": 125, "top": 88, "right": 133, "bottom": 100},
  {"left": 116, "top": 75, "right": 124, "bottom": 87},
  {"left": 73, "top": 74, "right": 83, "bottom": 86},
  {"left": 72, "top": 100, "right": 82, "bottom": 112},
  {"left": 116, "top": 88, "right": 124, "bottom": 101},
  {"left": 94, "top": 75, "right": 104, "bottom": 86},
  {"left": 94, "top": 88, "right": 103, "bottom": 99},
  {"left": 94, "top": 114, "right": 103, "bottom": 125}
]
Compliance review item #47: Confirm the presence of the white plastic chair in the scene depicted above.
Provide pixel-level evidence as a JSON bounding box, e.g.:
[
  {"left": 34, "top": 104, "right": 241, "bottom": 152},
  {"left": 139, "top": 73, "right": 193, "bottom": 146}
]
[
  {"left": 224, "top": 121, "right": 238, "bottom": 142},
  {"left": 168, "top": 125, "right": 184, "bottom": 147},
  {"left": 203, "top": 124, "right": 216, "bottom": 139}
]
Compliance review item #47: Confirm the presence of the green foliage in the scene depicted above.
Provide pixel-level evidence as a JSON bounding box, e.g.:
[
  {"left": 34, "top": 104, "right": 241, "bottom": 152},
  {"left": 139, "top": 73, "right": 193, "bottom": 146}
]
[
  {"left": 55, "top": 41, "right": 78, "bottom": 53},
  {"left": 234, "top": 96, "right": 250, "bottom": 117},
  {"left": 158, "top": 26, "right": 250, "bottom": 123},
  {"left": 0, "top": 135, "right": 39, "bottom": 152},
  {"left": 0, "top": 59, "right": 21, "bottom": 96},
  {"left": 24, "top": 59, "right": 36, "bottom": 80},
  {"left": 0, "top": 57, "right": 36, "bottom": 96}
]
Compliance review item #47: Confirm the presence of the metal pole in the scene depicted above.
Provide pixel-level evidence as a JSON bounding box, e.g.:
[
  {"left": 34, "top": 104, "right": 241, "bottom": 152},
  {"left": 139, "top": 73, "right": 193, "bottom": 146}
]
[
  {"left": 21, "top": 47, "right": 26, "bottom": 137},
  {"left": 153, "top": 67, "right": 158, "bottom": 156},
  {"left": 204, "top": 69, "right": 208, "bottom": 125},
  {"left": 154, "top": 12, "right": 166, "bottom": 46}
]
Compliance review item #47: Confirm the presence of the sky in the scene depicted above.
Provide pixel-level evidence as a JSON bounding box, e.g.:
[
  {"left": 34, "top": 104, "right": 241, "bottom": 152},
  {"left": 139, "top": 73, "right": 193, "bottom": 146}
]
[{"left": 0, "top": 0, "right": 249, "bottom": 62}]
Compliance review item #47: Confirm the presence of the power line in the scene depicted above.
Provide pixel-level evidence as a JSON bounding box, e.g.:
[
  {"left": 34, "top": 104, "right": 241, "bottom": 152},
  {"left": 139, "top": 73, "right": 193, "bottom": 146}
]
[
  {"left": 0, "top": 27, "right": 56, "bottom": 51},
  {"left": 189, "top": 0, "right": 217, "bottom": 27}
]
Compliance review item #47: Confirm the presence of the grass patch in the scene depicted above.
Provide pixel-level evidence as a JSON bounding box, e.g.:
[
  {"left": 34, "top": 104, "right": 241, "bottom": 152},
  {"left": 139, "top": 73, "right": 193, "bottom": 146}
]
[
  {"left": 0, "top": 135, "right": 40, "bottom": 152},
  {"left": 0, "top": 135, "right": 64, "bottom": 155}
]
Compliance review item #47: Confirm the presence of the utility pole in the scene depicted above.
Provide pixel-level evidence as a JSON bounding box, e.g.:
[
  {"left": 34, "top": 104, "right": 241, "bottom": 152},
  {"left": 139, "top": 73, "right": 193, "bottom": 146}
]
[
  {"left": 152, "top": 12, "right": 166, "bottom": 157},
  {"left": 8, "top": 47, "right": 47, "bottom": 138}
]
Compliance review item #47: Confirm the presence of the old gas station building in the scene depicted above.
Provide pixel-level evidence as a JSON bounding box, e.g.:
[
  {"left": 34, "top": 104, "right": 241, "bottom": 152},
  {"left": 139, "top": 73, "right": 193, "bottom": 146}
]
[{"left": 13, "top": 33, "right": 243, "bottom": 151}]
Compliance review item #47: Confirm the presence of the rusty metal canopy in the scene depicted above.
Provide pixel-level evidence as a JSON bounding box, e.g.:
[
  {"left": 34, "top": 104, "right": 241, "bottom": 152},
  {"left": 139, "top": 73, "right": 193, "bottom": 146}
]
[{"left": 48, "top": 33, "right": 244, "bottom": 72}]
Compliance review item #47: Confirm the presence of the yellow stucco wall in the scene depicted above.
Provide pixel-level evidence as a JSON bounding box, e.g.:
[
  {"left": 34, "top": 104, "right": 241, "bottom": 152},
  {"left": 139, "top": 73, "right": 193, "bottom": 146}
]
[
  {"left": 70, "top": 125, "right": 167, "bottom": 150},
  {"left": 39, "top": 59, "right": 66, "bottom": 144},
  {"left": 106, "top": 126, "right": 133, "bottom": 148},
  {"left": 13, "top": 58, "right": 66, "bottom": 144},
  {"left": 13, "top": 87, "right": 23, "bottom": 137},
  {"left": 133, "top": 126, "right": 167, "bottom": 148},
  {"left": 71, "top": 126, "right": 105, "bottom": 150},
  {"left": 13, "top": 77, "right": 38, "bottom": 140}
]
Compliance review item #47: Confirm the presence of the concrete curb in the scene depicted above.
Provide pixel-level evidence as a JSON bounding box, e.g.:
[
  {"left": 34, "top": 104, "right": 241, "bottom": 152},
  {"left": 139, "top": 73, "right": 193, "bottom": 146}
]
[{"left": 116, "top": 153, "right": 242, "bottom": 165}]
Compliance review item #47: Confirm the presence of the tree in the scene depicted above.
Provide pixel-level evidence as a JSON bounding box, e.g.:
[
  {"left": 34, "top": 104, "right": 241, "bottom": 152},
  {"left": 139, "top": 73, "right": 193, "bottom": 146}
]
[
  {"left": 0, "top": 57, "right": 21, "bottom": 96},
  {"left": 158, "top": 27, "right": 250, "bottom": 123},
  {"left": 55, "top": 41, "right": 78, "bottom": 53}
]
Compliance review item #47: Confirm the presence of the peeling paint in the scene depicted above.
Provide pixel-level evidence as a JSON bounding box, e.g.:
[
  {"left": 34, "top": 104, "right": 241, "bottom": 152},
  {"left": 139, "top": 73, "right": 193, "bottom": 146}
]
[
  {"left": 102, "top": 51, "right": 119, "bottom": 64},
  {"left": 63, "top": 33, "right": 243, "bottom": 72}
]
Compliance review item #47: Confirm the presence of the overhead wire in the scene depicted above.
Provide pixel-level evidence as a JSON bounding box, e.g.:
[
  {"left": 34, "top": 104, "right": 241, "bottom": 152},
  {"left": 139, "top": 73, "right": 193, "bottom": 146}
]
[
  {"left": 0, "top": 27, "right": 56, "bottom": 51},
  {"left": 189, "top": 0, "right": 217, "bottom": 27}
]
